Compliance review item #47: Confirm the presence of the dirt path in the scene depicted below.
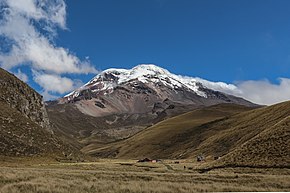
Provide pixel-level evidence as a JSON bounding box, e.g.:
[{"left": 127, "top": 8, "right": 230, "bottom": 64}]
[{"left": 273, "top": 115, "right": 290, "bottom": 127}]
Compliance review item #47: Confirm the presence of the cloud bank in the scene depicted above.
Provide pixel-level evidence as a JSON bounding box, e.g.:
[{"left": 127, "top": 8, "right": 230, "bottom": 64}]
[
  {"left": 0, "top": 0, "right": 97, "bottom": 99},
  {"left": 199, "top": 77, "right": 290, "bottom": 105},
  {"left": 235, "top": 78, "right": 290, "bottom": 105}
]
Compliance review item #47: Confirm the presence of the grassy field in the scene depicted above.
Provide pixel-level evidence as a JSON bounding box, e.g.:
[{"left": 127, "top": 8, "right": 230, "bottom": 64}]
[{"left": 0, "top": 159, "right": 290, "bottom": 193}]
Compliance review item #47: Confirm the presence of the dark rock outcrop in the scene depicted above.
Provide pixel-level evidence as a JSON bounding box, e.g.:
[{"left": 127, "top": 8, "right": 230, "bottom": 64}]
[
  {"left": 0, "top": 68, "right": 82, "bottom": 159},
  {"left": 0, "top": 68, "right": 50, "bottom": 130}
]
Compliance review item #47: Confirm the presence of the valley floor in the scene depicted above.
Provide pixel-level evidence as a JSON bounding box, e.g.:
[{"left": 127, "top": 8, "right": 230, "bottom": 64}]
[{"left": 0, "top": 159, "right": 289, "bottom": 193}]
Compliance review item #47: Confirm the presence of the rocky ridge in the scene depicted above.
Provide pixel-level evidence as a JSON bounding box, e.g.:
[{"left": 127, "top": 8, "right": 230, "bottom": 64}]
[{"left": 0, "top": 68, "right": 50, "bottom": 130}]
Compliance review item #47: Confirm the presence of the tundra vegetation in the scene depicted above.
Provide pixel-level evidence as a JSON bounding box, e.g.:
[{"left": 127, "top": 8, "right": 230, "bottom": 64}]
[{"left": 0, "top": 158, "right": 290, "bottom": 193}]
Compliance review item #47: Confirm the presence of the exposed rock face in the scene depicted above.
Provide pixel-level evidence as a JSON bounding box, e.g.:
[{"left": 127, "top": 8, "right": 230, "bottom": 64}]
[
  {"left": 0, "top": 68, "right": 83, "bottom": 159},
  {"left": 0, "top": 68, "right": 50, "bottom": 130}
]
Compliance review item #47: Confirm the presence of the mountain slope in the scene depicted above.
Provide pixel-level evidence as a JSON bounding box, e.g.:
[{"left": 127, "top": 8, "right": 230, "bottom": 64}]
[
  {"left": 83, "top": 103, "right": 254, "bottom": 158},
  {"left": 87, "top": 101, "right": 290, "bottom": 169},
  {"left": 0, "top": 68, "right": 80, "bottom": 159},
  {"left": 61, "top": 64, "right": 254, "bottom": 114},
  {"left": 214, "top": 102, "right": 290, "bottom": 168},
  {"left": 0, "top": 101, "right": 69, "bottom": 156},
  {"left": 47, "top": 99, "right": 200, "bottom": 148},
  {"left": 0, "top": 68, "right": 50, "bottom": 129},
  {"left": 47, "top": 64, "right": 256, "bottom": 148}
]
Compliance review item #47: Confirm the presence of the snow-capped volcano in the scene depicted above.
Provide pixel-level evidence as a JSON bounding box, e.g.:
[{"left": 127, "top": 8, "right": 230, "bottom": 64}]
[
  {"left": 65, "top": 64, "right": 238, "bottom": 101},
  {"left": 57, "top": 64, "right": 254, "bottom": 118},
  {"left": 48, "top": 64, "right": 256, "bottom": 145}
]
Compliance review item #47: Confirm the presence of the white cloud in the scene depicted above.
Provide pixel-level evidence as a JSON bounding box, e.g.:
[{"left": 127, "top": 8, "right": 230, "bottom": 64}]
[
  {"left": 0, "top": 31, "right": 96, "bottom": 74},
  {"left": 200, "top": 77, "right": 290, "bottom": 105},
  {"left": 196, "top": 77, "right": 241, "bottom": 96},
  {"left": 0, "top": 0, "right": 96, "bottom": 74},
  {"left": 33, "top": 71, "right": 83, "bottom": 95},
  {"left": 14, "top": 69, "right": 28, "bottom": 82},
  {"left": 41, "top": 91, "right": 61, "bottom": 101},
  {"left": 235, "top": 78, "right": 290, "bottom": 105},
  {"left": 0, "top": 0, "right": 97, "bottom": 99},
  {"left": 5, "top": 0, "right": 66, "bottom": 29}
]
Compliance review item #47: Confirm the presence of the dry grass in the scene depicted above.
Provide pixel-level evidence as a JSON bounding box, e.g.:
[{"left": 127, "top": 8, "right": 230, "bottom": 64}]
[
  {"left": 87, "top": 103, "right": 253, "bottom": 158},
  {"left": 219, "top": 115, "right": 290, "bottom": 168},
  {"left": 0, "top": 160, "right": 290, "bottom": 193},
  {"left": 89, "top": 101, "right": 290, "bottom": 169}
]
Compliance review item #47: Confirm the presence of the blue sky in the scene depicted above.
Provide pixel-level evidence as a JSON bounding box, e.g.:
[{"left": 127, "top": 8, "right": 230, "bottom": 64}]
[
  {"left": 0, "top": 0, "right": 290, "bottom": 104},
  {"left": 60, "top": 0, "right": 290, "bottom": 82}
]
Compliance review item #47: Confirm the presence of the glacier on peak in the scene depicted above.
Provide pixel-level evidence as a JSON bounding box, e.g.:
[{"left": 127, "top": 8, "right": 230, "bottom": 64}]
[{"left": 65, "top": 64, "right": 238, "bottom": 99}]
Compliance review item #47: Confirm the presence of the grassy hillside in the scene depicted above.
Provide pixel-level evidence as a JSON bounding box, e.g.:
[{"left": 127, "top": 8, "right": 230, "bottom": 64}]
[
  {"left": 87, "top": 101, "right": 290, "bottom": 169},
  {"left": 84, "top": 103, "right": 254, "bottom": 158},
  {"left": 0, "top": 101, "right": 80, "bottom": 159},
  {"left": 176, "top": 101, "right": 290, "bottom": 160},
  {"left": 195, "top": 100, "right": 290, "bottom": 168},
  {"left": 215, "top": 106, "right": 290, "bottom": 168}
]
